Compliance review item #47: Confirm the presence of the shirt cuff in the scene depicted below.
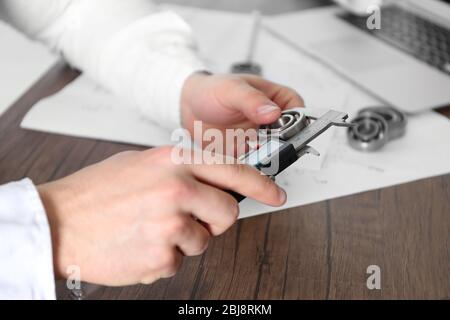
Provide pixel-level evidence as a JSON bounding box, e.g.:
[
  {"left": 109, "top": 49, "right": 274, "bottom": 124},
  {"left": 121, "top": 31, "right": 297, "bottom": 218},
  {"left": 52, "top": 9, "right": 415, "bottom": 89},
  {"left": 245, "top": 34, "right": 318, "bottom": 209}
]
[{"left": 0, "top": 178, "right": 56, "bottom": 300}]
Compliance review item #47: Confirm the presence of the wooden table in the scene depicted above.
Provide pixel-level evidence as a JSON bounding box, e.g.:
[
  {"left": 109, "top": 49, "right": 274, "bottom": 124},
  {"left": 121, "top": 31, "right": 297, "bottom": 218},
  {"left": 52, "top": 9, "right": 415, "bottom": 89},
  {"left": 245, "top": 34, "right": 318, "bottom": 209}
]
[{"left": 1, "top": 0, "right": 449, "bottom": 300}]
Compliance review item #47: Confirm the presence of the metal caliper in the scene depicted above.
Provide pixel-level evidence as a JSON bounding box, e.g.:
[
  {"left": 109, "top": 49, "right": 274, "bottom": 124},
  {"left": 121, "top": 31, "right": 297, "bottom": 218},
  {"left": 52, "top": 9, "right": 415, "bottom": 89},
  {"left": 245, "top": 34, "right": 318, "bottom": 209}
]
[{"left": 230, "top": 107, "right": 353, "bottom": 202}]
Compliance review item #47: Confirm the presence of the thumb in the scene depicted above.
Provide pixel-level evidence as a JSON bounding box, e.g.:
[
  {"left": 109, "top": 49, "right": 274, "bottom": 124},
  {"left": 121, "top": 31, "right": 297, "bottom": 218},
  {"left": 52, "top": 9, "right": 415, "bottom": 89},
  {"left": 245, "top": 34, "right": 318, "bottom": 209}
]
[{"left": 222, "top": 80, "right": 281, "bottom": 124}]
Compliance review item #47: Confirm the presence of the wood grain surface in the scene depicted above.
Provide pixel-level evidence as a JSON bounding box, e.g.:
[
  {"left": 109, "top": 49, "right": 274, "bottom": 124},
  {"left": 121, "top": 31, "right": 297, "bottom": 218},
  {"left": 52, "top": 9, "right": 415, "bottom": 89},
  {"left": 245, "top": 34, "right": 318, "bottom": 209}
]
[{"left": 0, "top": 0, "right": 449, "bottom": 300}]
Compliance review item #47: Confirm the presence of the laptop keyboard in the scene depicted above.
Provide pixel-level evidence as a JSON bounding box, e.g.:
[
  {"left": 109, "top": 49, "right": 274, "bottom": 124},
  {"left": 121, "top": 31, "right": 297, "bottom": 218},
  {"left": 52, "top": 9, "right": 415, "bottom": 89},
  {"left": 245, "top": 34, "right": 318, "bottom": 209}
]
[{"left": 339, "top": 6, "right": 450, "bottom": 75}]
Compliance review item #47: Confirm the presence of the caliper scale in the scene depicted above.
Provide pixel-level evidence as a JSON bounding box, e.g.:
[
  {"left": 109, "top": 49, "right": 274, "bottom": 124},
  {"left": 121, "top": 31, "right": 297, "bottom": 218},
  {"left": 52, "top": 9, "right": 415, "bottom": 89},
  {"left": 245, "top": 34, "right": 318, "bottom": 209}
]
[{"left": 230, "top": 108, "right": 352, "bottom": 202}]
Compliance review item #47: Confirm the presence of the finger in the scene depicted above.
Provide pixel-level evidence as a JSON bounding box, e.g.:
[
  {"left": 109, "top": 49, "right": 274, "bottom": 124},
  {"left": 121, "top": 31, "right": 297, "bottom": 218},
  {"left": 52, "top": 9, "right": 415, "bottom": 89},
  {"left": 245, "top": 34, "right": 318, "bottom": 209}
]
[
  {"left": 270, "top": 85, "right": 305, "bottom": 109},
  {"left": 181, "top": 181, "right": 239, "bottom": 235},
  {"left": 140, "top": 247, "right": 183, "bottom": 283},
  {"left": 188, "top": 158, "right": 287, "bottom": 207},
  {"left": 243, "top": 76, "right": 305, "bottom": 109},
  {"left": 159, "top": 249, "right": 183, "bottom": 279},
  {"left": 219, "top": 78, "right": 282, "bottom": 124},
  {"left": 171, "top": 216, "right": 211, "bottom": 256}
]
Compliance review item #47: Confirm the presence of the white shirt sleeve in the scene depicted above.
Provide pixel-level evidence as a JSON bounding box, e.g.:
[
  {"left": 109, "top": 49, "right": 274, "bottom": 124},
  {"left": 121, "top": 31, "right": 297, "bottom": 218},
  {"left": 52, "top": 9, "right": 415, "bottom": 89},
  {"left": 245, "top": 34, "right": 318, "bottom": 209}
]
[
  {"left": 0, "top": 179, "right": 56, "bottom": 300},
  {"left": 0, "top": 0, "right": 207, "bottom": 129}
]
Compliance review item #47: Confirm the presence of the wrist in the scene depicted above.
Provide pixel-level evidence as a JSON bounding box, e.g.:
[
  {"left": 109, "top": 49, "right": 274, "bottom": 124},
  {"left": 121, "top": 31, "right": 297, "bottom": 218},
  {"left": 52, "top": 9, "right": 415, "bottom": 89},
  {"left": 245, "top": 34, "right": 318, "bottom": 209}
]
[
  {"left": 180, "top": 71, "right": 212, "bottom": 131},
  {"left": 37, "top": 182, "right": 70, "bottom": 280}
]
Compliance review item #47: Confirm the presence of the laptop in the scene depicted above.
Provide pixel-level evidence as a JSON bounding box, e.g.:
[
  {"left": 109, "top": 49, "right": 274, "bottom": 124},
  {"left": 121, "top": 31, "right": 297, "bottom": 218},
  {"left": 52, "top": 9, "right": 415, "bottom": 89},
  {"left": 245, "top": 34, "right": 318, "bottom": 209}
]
[{"left": 267, "top": 0, "right": 450, "bottom": 113}]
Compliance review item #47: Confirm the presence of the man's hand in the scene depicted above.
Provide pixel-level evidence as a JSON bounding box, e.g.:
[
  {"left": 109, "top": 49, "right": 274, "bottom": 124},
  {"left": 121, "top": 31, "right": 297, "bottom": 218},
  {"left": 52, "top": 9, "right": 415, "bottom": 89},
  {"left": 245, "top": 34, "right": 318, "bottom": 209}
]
[
  {"left": 37, "top": 147, "right": 286, "bottom": 286},
  {"left": 181, "top": 73, "right": 304, "bottom": 155}
]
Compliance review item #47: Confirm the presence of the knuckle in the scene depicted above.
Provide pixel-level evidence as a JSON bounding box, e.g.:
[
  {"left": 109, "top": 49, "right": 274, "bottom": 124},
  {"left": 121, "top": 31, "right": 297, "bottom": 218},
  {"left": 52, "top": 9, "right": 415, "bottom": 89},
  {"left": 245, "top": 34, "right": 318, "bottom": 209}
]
[
  {"left": 214, "top": 197, "right": 239, "bottom": 235},
  {"left": 216, "top": 76, "right": 242, "bottom": 94},
  {"left": 223, "top": 196, "right": 240, "bottom": 225},
  {"left": 282, "top": 84, "right": 296, "bottom": 94},
  {"left": 141, "top": 221, "right": 158, "bottom": 243},
  {"left": 143, "top": 247, "right": 165, "bottom": 272},
  {"left": 229, "top": 163, "right": 258, "bottom": 187},
  {"left": 160, "top": 251, "right": 181, "bottom": 276},
  {"left": 283, "top": 86, "right": 304, "bottom": 105},
  {"left": 191, "top": 233, "right": 210, "bottom": 256},
  {"left": 168, "top": 178, "right": 197, "bottom": 200},
  {"left": 295, "top": 93, "right": 305, "bottom": 106},
  {"left": 155, "top": 145, "right": 174, "bottom": 155},
  {"left": 117, "top": 150, "right": 139, "bottom": 157},
  {"left": 246, "top": 174, "right": 278, "bottom": 201},
  {"left": 227, "top": 164, "right": 255, "bottom": 187},
  {"left": 230, "top": 163, "right": 250, "bottom": 180},
  {"left": 226, "top": 76, "right": 245, "bottom": 87},
  {"left": 229, "top": 200, "right": 240, "bottom": 221},
  {"left": 140, "top": 275, "right": 158, "bottom": 285},
  {"left": 109, "top": 150, "right": 139, "bottom": 161},
  {"left": 166, "top": 217, "right": 189, "bottom": 239},
  {"left": 146, "top": 146, "right": 173, "bottom": 161},
  {"left": 241, "top": 74, "right": 260, "bottom": 81},
  {"left": 262, "top": 176, "right": 280, "bottom": 198},
  {"left": 245, "top": 90, "right": 267, "bottom": 105}
]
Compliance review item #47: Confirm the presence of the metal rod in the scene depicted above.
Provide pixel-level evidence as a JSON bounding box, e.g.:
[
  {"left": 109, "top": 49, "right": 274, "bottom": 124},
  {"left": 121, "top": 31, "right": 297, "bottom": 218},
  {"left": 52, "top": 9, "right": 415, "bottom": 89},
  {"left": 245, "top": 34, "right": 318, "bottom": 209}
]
[{"left": 246, "top": 10, "right": 262, "bottom": 63}]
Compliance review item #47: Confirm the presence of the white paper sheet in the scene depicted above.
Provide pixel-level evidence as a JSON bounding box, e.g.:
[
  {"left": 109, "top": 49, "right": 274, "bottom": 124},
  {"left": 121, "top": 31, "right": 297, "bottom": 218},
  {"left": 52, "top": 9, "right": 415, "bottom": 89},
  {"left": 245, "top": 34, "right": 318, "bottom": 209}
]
[
  {"left": 0, "top": 21, "right": 56, "bottom": 116},
  {"left": 21, "top": 5, "right": 347, "bottom": 170}
]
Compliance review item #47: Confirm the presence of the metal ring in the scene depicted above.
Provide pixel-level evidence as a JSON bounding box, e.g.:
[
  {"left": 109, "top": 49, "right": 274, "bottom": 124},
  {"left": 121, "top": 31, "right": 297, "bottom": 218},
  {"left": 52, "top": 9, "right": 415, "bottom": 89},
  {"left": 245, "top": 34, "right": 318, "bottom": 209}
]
[
  {"left": 358, "top": 106, "right": 407, "bottom": 140},
  {"left": 347, "top": 113, "right": 389, "bottom": 152},
  {"left": 259, "top": 110, "right": 309, "bottom": 140}
]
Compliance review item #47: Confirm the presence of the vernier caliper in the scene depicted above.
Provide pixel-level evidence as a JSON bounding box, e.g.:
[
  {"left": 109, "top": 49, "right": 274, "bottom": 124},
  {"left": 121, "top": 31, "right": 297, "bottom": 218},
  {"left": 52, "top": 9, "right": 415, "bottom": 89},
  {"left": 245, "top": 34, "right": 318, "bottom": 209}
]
[{"left": 229, "top": 107, "right": 352, "bottom": 202}]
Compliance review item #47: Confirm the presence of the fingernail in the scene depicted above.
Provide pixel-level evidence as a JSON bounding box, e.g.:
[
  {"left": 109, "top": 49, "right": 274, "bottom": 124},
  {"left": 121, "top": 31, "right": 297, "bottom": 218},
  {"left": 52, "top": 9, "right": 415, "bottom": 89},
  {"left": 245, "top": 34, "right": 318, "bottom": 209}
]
[
  {"left": 278, "top": 187, "right": 287, "bottom": 204},
  {"left": 257, "top": 105, "right": 280, "bottom": 115}
]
